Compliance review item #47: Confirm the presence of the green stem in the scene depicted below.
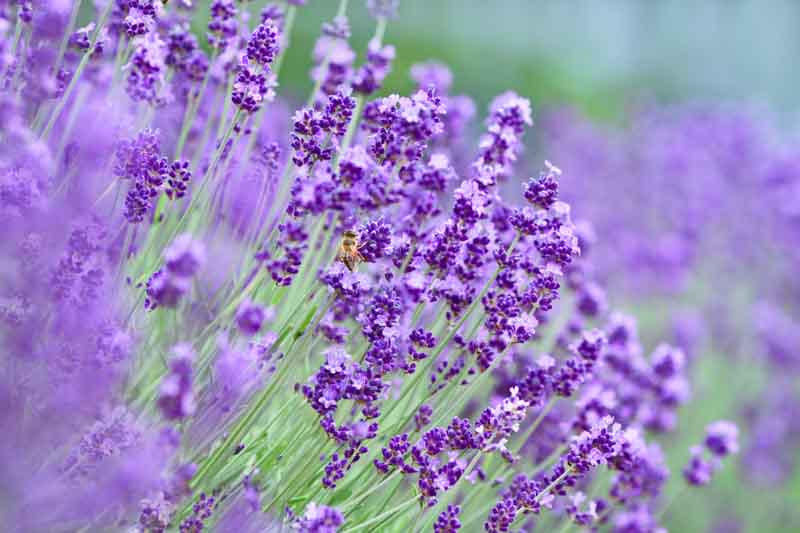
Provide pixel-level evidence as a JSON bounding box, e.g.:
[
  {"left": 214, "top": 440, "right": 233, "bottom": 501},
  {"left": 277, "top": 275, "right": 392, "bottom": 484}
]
[
  {"left": 657, "top": 485, "right": 687, "bottom": 520},
  {"left": 341, "top": 471, "right": 400, "bottom": 515},
  {"left": 40, "top": 0, "right": 113, "bottom": 141},
  {"left": 341, "top": 496, "right": 418, "bottom": 533},
  {"left": 53, "top": 0, "right": 82, "bottom": 75}
]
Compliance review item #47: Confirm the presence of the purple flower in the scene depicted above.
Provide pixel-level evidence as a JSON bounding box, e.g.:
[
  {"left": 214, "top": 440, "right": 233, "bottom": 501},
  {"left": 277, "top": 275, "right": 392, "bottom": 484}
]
[
  {"left": 415, "top": 404, "right": 433, "bottom": 431},
  {"left": 165, "top": 234, "right": 206, "bottom": 278},
  {"left": 236, "top": 300, "right": 271, "bottom": 336},
  {"left": 120, "top": 0, "right": 157, "bottom": 38},
  {"left": 291, "top": 91, "right": 356, "bottom": 167},
  {"left": 311, "top": 37, "right": 355, "bottom": 98},
  {"left": 321, "top": 15, "right": 351, "bottom": 40},
  {"left": 208, "top": 0, "right": 238, "bottom": 50},
  {"left": 566, "top": 415, "right": 627, "bottom": 474},
  {"left": 362, "top": 89, "right": 446, "bottom": 173},
  {"left": 704, "top": 420, "right": 740, "bottom": 457},
  {"left": 433, "top": 504, "right": 461, "bottom": 532},
  {"left": 165, "top": 160, "right": 192, "bottom": 200},
  {"left": 352, "top": 40, "right": 396, "bottom": 95},
  {"left": 297, "top": 503, "right": 344, "bottom": 532},
  {"left": 232, "top": 64, "right": 278, "bottom": 114},
  {"left": 410, "top": 61, "right": 453, "bottom": 93},
  {"left": 367, "top": 0, "right": 400, "bottom": 19},
  {"left": 145, "top": 268, "right": 190, "bottom": 310},
  {"left": 157, "top": 344, "right": 196, "bottom": 420},
  {"left": 683, "top": 446, "right": 715, "bottom": 486},
  {"left": 180, "top": 492, "right": 215, "bottom": 531},
  {"left": 165, "top": 23, "right": 199, "bottom": 72},
  {"left": 126, "top": 34, "right": 169, "bottom": 106},
  {"left": 261, "top": 3, "right": 286, "bottom": 29},
  {"left": 524, "top": 160, "right": 561, "bottom": 209},
  {"left": 246, "top": 20, "right": 281, "bottom": 66},
  {"left": 650, "top": 343, "right": 686, "bottom": 378},
  {"left": 473, "top": 91, "right": 533, "bottom": 188},
  {"left": 356, "top": 218, "right": 392, "bottom": 262}
]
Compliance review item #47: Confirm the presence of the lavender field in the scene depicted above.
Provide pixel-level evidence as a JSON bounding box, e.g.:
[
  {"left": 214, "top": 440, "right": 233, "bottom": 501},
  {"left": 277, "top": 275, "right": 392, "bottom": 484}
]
[{"left": 1, "top": 1, "right": 798, "bottom": 532}]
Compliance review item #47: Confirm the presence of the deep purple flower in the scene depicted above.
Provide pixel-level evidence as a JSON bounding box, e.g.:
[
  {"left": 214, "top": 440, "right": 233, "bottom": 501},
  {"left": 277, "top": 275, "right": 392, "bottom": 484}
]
[
  {"left": 246, "top": 20, "right": 281, "bottom": 66},
  {"left": 119, "top": 0, "right": 157, "bottom": 38},
  {"left": 524, "top": 161, "right": 560, "bottom": 209},
  {"left": 165, "top": 160, "right": 192, "bottom": 200},
  {"left": 415, "top": 404, "right": 433, "bottom": 431},
  {"left": 362, "top": 89, "right": 446, "bottom": 172},
  {"left": 704, "top": 421, "right": 739, "bottom": 457},
  {"left": 433, "top": 504, "right": 461, "bottom": 532},
  {"left": 356, "top": 218, "right": 392, "bottom": 262},
  {"left": 165, "top": 23, "right": 199, "bottom": 71},
  {"left": 208, "top": 0, "right": 238, "bottom": 50},
  {"left": 180, "top": 492, "right": 215, "bottom": 532},
  {"left": 291, "top": 91, "right": 356, "bottom": 167},
  {"left": 232, "top": 64, "right": 278, "bottom": 114},
  {"left": 236, "top": 300, "right": 270, "bottom": 335},
  {"left": 650, "top": 344, "right": 686, "bottom": 379}
]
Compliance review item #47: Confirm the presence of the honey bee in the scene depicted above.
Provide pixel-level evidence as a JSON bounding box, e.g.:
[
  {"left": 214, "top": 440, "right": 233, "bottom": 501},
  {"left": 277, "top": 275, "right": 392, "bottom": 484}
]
[{"left": 337, "top": 230, "right": 366, "bottom": 271}]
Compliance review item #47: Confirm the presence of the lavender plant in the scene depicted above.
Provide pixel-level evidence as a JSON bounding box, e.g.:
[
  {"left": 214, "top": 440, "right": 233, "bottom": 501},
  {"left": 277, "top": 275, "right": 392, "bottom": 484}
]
[{"left": 0, "top": 2, "right": 743, "bottom": 532}]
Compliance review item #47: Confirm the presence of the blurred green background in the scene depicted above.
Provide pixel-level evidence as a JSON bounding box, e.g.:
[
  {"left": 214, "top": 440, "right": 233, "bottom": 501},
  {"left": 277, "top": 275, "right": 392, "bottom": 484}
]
[
  {"left": 190, "top": 1, "right": 799, "bottom": 531},
  {"left": 267, "top": 0, "right": 800, "bottom": 120}
]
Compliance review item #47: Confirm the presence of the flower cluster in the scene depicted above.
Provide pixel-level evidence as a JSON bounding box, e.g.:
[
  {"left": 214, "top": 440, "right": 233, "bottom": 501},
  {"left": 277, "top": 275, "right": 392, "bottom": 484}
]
[
  {"left": 232, "top": 21, "right": 280, "bottom": 114},
  {"left": 684, "top": 420, "right": 740, "bottom": 486},
  {"left": 0, "top": 3, "right": 762, "bottom": 533},
  {"left": 145, "top": 234, "right": 205, "bottom": 310}
]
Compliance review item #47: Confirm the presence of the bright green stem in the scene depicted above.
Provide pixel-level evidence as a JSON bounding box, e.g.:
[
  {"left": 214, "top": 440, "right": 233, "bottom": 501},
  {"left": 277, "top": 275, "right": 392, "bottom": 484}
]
[
  {"left": 374, "top": 16, "right": 388, "bottom": 44},
  {"left": 40, "top": 0, "right": 113, "bottom": 141},
  {"left": 341, "top": 496, "right": 418, "bottom": 533},
  {"left": 189, "top": 299, "right": 322, "bottom": 493},
  {"left": 341, "top": 471, "right": 400, "bottom": 515},
  {"left": 538, "top": 466, "right": 573, "bottom": 502}
]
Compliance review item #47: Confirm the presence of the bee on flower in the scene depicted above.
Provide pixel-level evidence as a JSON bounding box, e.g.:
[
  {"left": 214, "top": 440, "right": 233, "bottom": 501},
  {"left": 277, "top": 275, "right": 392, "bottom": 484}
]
[{"left": 337, "top": 230, "right": 367, "bottom": 271}]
